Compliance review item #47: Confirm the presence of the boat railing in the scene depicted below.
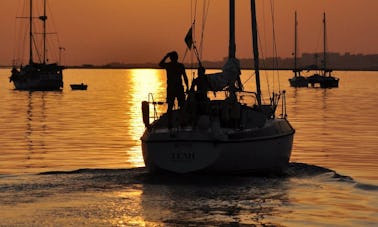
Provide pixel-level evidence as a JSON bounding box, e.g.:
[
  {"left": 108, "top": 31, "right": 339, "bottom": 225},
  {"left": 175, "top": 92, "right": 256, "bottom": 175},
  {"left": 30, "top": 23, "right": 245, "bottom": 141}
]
[
  {"left": 147, "top": 93, "right": 165, "bottom": 121},
  {"left": 279, "top": 90, "right": 287, "bottom": 119},
  {"left": 237, "top": 90, "right": 288, "bottom": 119},
  {"left": 237, "top": 91, "right": 258, "bottom": 107},
  {"left": 142, "top": 93, "right": 165, "bottom": 128},
  {"left": 143, "top": 89, "right": 288, "bottom": 129}
]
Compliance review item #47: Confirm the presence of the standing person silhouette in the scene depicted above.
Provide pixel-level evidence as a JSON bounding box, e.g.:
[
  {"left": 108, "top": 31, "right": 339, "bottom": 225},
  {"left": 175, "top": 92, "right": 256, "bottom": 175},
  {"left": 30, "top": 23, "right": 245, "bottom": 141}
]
[{"left": 159, "top": 51, "right": 189, "bottom": 129}]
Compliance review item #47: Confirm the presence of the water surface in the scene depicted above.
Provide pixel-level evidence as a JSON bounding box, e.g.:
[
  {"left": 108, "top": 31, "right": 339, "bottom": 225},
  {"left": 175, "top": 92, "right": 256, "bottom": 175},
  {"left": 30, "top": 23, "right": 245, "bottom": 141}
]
[{"left": 0, "top": 69, "right": 377, "bottom": 226}]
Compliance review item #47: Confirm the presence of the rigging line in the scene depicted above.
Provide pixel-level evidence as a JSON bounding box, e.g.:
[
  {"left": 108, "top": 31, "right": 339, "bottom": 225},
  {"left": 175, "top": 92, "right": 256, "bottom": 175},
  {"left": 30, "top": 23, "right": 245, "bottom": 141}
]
[
  {"left": 12, "top": 0, "right": 21, "bottom": 64},
  {"left": 32, "top": 35, "right": 42, "bottom": 63},
  {"left": 182, "top": 48, "right": 195, "bottom": 83},
  {"left": 46, "top": 36, "right": 58, "bottom": 63},
  {"left": 17, "top": 23, "right": 27, "bottom": 65},
  {"left": 193, "top": 0, "right": 198, "bottom": 21},
  {"left": 15, "top": 0, "right": 29, "bottom": 65},
  {"left": 256, "top": 0, "right": 272, "bottom": 98},
  {"left": 296, "top": 12, "right": 301, "bottom": 67},
  {"left": 199, "top": 0, "right": 211, "bottom": 60},
  {"left": 186, "top": 0, "right": 194, "bottom": 76},
  {"left": 312, "top": 17, "right": 323, "bottom": 69},
  {"left": 242, "top": 72, "right": 255, "bottom": 87},
  {"left": 22, "top": 20, "right": 29, "bottom": 64},
  {"left": 189, "top": 1, "right": 204, "bottom": 68},
  {"left": 191, "top": 0, "right": 199, "bottom": 62},
  {"left": 269, "top": 0, "right": 280, "bottom": 92},
  {"left": 185, "top": 0, "right": 193, "bottom": 71},
  {"left": 190, "top": 0, "right": 198, "bottom": 29},
  {"left": 30, "top": 0, "right": 44, "bottom": 63},
  {"left": 188, "top": 0, "right": 194, "bottom": 61},
  {"left": 257, "top": 28, "right": 272, "bottom": 97},
  {"left": 199, "top": 0, "right": 205, "bottom": 59},
  {"left": 47, "top": 0, "right": 62, "bottom": 47}
]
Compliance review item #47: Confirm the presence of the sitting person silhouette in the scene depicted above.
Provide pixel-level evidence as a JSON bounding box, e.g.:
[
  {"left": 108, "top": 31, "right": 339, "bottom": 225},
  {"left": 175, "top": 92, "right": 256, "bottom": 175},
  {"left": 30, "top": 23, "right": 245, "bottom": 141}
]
[{"left": 190, "top": 66, "right": 209, "bottom": 103}]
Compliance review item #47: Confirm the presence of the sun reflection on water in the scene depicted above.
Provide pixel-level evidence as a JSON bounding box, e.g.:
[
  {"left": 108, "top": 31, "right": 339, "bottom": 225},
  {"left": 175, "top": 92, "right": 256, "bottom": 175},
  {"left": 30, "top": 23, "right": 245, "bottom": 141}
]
[
  {"left": 127, "top": 69, "right": 165, "bottom": 139},
  {"left": 122, "top": 69, "right": 166, "bottom": 167}
]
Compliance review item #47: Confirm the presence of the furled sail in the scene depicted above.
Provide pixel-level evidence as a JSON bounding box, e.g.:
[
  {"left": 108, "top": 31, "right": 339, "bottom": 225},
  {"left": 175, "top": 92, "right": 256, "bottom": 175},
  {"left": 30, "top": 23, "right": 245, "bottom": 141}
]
[{"left": 206, "top": 57, "right": 242, "bottom": 91}]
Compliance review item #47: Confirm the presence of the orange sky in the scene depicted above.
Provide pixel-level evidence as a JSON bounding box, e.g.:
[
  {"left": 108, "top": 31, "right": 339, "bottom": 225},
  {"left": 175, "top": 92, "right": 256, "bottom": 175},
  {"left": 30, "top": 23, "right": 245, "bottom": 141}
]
[{"left": 0, "top": 0, "right": 377, "bottom": 66}]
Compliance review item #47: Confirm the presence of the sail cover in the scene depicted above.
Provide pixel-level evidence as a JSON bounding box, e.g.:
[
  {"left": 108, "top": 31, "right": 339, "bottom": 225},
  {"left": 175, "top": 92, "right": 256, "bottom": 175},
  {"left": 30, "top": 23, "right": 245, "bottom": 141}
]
[{"left": 206, "top": 58, "right": 241, "bottom": 91}]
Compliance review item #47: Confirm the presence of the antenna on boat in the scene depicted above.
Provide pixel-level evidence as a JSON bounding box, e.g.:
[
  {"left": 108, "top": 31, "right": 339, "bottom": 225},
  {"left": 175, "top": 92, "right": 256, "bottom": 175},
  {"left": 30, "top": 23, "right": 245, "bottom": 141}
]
[
  {"left": 250, "top": 0, "right": 262, "bottom": 106},
  {"left": 59, "top": 46, "right": 65, "bottom": 64}
]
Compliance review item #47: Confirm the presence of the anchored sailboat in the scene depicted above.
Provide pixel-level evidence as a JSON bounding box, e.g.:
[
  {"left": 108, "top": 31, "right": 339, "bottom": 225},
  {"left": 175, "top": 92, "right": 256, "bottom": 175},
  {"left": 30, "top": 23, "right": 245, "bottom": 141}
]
[
  {"left": 141, "top": 0, "right": 295, "bottom": 174},
  {"left": 9, "top": 0, "right": 64, "bottom": 91},
  {"left": 307, "top": 13, "right": 339, "bottom": 88},
  {"left": 289, "top": 11, "right": 308, "bottom": 87}
]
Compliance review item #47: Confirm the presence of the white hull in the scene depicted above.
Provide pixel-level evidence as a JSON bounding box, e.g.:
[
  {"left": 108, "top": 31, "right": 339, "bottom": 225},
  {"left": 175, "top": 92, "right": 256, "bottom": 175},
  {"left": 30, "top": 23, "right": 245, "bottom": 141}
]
[{"left": 141, "top": 119, "right": 294, "bottom": 174}]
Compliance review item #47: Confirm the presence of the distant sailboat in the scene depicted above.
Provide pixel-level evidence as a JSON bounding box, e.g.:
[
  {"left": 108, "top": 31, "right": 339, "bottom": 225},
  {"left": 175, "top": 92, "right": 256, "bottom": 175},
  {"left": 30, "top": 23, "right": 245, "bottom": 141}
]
[
  {"left": 289, "top": 11, "right": 308, "bottom": 88},
  {"left": 140, "top": 0, "right": 295, "bottom": 174},
  {"left": 9, "top": 0, "right": 64, "bottom": 91},
  {"left": 307, "top": 13, "right": 339, "bottom": 88}
]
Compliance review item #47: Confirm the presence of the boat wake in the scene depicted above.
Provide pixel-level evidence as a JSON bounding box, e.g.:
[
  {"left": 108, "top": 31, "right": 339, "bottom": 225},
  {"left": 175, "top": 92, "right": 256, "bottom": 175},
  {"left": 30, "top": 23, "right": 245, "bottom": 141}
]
[
  {"left": 286, "top": 162, "right": 353, "bottom": 179},
  {"left": 34, "top": 163, "right": 378, "bottom": 191},
  {"left": 0, "top": 163, "right": 376, "bottom": 226},
  {"left": 1, "top": 163, "right": 376, "bottom": 199},
  {"left": 287, "top": 163, "right": 378, "bottom": 191}
]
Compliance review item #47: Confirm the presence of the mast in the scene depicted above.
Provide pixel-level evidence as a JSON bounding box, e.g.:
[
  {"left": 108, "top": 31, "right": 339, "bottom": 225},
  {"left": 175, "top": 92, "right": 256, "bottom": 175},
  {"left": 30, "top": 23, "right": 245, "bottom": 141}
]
[
  {"left": 323, "top": 12, "right": 327, "bottom": 76},
  {"left": 294, "top": 11, "right": 298, "bottom": 76},
  {"left": 29, "top": 0, "right": 33, "bottom": 64},
  {"left": 228, "top": 0, "right": 236, "bottom": 58},
  {"left": 41, "top": 0, "right": 47, "bottom": 64},
  {"left": 250, "top": 0, "right": 261, "bottom": 106}
]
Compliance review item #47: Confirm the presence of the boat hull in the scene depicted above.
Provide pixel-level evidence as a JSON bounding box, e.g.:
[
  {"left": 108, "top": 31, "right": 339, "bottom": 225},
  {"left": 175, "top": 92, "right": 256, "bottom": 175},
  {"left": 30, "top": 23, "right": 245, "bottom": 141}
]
[
  {"left": 13, "top": 76, "right": 63, "bottom": 91},
  {"left": 70, "top": 84, "right": 88, "bottom": 90},
  {"left": 141, "top": 119, "right": 294, "bottom": 174},
  {"left": 289, "top": 76, "right": 308, "bottom": 87},
  {"left": 10, "top": 64, "right": 64, "bottom": 91},
  {"left": 308, "top": 74, "right": 339, "bottom": 88}
]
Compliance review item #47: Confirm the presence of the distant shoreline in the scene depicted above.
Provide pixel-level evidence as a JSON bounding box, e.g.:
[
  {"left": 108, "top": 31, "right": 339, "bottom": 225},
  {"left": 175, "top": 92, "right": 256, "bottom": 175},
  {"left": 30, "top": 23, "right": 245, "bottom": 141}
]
[
  {"left": 0, "top": 65, "right": 377, "bottom": 71},
  {"left": 69, "top": 66, "right": 378, "bottom": 72},
  {"left": 1, "top": 52, "right": 377, "bottom": 71}
]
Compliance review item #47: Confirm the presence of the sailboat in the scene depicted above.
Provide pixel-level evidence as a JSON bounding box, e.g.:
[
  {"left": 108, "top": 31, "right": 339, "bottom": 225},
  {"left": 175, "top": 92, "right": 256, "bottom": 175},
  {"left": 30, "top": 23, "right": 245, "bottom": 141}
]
[
  {"left": 9, "top": 0, "right": 64, "bottom": 91},
  {"left": 289, "top": 11, "right": 308, "bottom": 87},
  {"left": 307, "top": 13, "right": 339, "bottom": 88},
  {"left": 140, "top": 0, "right": 295, "bottom": 174}
]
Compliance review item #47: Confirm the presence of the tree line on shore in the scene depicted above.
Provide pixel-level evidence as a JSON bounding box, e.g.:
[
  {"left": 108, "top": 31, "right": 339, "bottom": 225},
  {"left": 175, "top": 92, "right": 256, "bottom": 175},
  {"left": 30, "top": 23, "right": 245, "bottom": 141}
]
[{"left": 77, "top": 53, "right": 378, "bottom": 71}]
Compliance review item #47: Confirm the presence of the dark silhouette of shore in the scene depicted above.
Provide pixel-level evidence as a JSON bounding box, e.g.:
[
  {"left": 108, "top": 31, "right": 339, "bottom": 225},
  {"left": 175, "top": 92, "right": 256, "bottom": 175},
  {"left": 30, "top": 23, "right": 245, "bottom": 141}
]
[{"left": 2, "top": 52, "right": 377, "bottom": 71}]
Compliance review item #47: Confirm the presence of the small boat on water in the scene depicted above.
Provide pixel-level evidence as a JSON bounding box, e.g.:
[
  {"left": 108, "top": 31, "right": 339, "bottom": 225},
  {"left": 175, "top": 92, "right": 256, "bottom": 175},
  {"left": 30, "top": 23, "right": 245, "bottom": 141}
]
[
  {"left": 70, "top": 83, "right": 88, "bottom": 90},
  {"left": 9, "top": 0, "right": 64, "bottom": 91},
  {"left": 307, "top": 13, "right": 339, "bottom": 88},
  {"left": 289, "top": 12, "right": 308, "bottom": 88},
  {"left": 290, "top": 12, "right": 339, "bottom": 88},
  {"left": 140, "top": 0, "right": 295, "bottom": 174}
]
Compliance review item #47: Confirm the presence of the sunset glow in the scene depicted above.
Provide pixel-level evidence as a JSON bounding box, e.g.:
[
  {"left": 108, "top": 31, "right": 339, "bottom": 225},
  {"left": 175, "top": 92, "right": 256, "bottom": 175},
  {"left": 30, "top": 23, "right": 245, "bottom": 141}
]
[{"left": 0, "top": 0, "right": 377, "bottom": 66}]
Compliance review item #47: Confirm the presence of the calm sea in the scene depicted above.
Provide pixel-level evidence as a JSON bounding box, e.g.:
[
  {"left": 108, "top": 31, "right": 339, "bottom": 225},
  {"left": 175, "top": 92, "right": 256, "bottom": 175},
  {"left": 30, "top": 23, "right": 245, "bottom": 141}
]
[{"left": 0, "top": 68, "right": 377, "bottom": 226}]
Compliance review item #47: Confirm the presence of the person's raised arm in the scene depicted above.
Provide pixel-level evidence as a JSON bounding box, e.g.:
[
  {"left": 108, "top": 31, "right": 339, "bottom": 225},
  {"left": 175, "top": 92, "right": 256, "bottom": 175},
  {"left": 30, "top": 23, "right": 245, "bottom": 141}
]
[{"left": 159, "top": 53, "right": 170, "bottom": 68}]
